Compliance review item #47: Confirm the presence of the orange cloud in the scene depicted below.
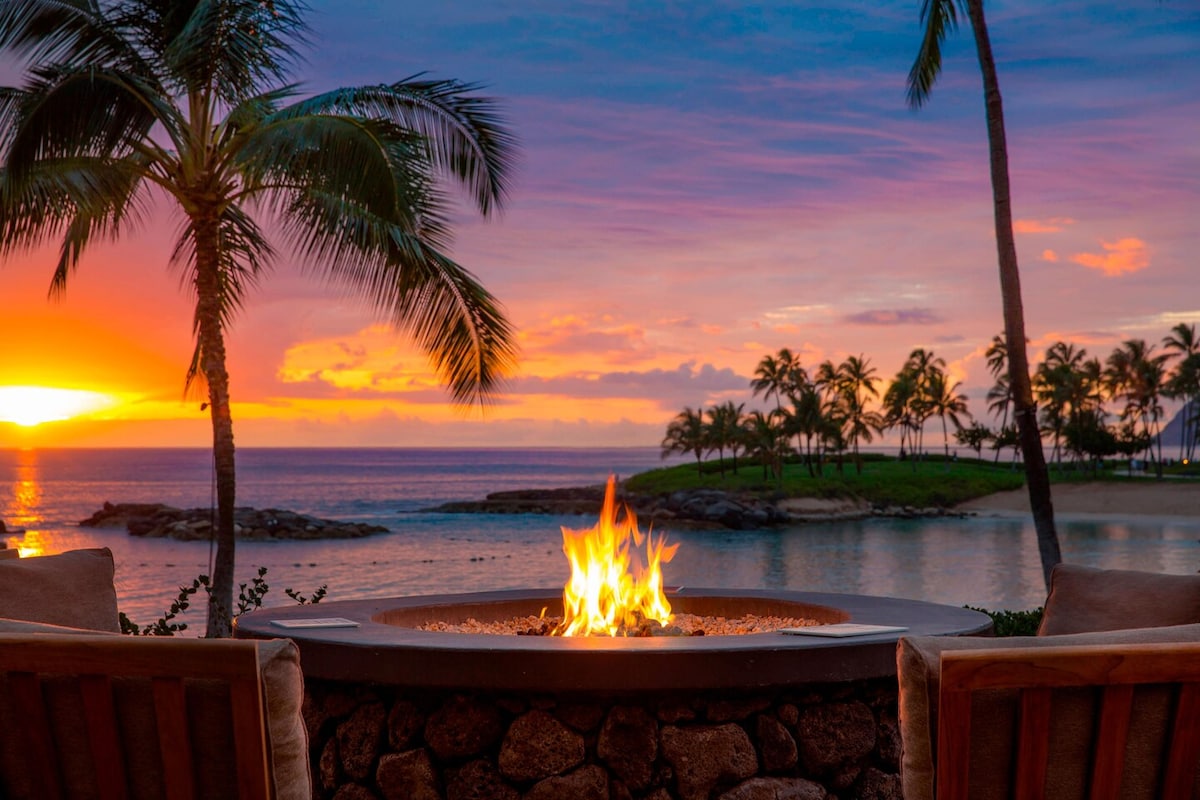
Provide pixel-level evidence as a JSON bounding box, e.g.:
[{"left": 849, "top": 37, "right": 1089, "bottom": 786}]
[
  {"left": 1014, "top": 217, "right": 1075, "bottom": 234},
  {"left": 277, "top": 325, "right": 439, "bottom": 394},
  {"left": 1070, "top": 238, "right": 1150, "bottom": 277},
  {"left": 1042, "top": 249, "right": 1059, "bottom": 263}
]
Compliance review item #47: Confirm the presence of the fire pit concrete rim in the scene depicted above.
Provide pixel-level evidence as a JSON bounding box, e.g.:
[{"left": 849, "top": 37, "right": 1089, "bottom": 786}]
[{"left": 235, "top": 588, "right": 990, "bottom": 690}]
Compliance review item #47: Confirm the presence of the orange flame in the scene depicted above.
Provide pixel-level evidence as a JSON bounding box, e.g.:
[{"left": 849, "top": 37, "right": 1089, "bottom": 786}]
[{"left": 554, "top": 475, "right": 679, "bottom": 637}]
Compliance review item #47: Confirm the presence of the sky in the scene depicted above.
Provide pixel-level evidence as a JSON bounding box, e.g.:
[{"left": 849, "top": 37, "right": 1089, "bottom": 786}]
[{"left": 1, "top": 1, "right": 1198, "bottom": 448}]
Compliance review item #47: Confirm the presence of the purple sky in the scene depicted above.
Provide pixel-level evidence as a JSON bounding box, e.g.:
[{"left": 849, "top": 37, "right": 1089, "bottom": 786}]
[{"left": 2, "top": 1, "right": 1197, "bottom": 447}]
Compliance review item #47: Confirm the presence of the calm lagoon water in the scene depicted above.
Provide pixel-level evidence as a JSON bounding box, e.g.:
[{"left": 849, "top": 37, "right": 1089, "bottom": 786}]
[{"left": 3, "top": 447, "right": 1198, "bottom": 630}]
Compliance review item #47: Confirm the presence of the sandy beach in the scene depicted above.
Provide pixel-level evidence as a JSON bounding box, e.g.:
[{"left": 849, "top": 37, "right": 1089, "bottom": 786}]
[{"left": 958, "top": 481, "right": 1199, "bottom": 518}]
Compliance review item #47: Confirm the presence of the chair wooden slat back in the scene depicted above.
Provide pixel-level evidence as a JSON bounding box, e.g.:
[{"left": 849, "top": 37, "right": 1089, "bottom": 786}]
[
  {"left": 79, "top": 673, "right": 128, "bottom": 800},
  {"left": 0, "top": 636, "right": 271, "bottom": 800},
  {"left": 936, "top": 642, "right": 1200, "bottom": 800}
]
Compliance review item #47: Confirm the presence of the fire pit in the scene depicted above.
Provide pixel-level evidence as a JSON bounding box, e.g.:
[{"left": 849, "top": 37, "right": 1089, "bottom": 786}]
[
  {"left": 234, "top": 480, "right": 990, "bottom": 798},
  {"left": 236, "top": 587, "right": 985, "bottom": 691}
]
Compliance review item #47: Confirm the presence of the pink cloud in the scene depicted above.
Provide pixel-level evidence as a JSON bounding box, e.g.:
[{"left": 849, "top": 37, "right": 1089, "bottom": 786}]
[
  {"left": 1014, "top": 217, "right": 1076, "bottom": 234},
  {"left": 1070, "top": 238, "right": 1150, "bottom": 277},
  {"left": 1042, "top": 249, "right": 1060, "bottom": 262},
  {"left": 842, "top": 308, "right": 943, "bottom": 326}
]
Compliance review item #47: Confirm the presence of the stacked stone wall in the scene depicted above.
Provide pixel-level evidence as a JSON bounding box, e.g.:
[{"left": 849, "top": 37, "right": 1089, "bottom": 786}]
[{"left": 303, "top": 677, "right": 902, "bottom": 800}]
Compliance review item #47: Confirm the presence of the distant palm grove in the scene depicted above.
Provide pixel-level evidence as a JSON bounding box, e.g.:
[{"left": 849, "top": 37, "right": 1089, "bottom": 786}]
[{"left": 662, "top": 323, "right": 1200, "bottom": 481}]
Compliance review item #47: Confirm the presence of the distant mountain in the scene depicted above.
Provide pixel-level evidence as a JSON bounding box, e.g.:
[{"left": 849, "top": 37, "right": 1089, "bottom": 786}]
[{"left": 1160, "top": 400, "right": 1197, "bottom": 452}]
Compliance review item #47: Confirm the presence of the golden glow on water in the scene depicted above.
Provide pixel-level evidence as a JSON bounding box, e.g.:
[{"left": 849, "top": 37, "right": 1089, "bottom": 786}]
[
  {"left": 3, "top": 449, "right": 43, "bottom": 540},
  {"left": 0, "top": 386, "right": 116, "bottom": 427},
  {"left": 13, "top": 531, "right": 48, "bottom": 558}
]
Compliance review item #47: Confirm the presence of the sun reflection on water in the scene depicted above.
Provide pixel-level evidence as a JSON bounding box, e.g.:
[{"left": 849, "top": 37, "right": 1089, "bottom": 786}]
[{"left": 3, "top": 449, "right": 46, "bottom": 556}]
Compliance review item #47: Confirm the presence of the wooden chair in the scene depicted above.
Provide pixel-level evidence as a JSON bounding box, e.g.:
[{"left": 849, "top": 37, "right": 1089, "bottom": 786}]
[
  {"left": 0, "top": 634, "right": 273, "bottom": 800},
  {"left": 936, "top": 641, "right": 1200, "bottom": 800}
]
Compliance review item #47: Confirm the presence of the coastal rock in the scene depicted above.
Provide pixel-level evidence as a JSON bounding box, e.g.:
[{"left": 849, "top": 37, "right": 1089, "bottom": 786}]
[
  {"left": 427, "top": 484, "right": 971, "bottom": 531},
  {"left": 78, "top": 501, "right": 388, "bottom": 540},
  {"left": 432, "top": 486, "right": 605, "bottom": 515}
]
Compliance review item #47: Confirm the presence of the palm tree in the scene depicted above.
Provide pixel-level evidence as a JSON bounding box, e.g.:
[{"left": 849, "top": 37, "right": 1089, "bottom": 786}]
[
  {"left": 1104, "top": 339, "right": 1169, "bottom": 477},
  {"left": 751, "top": 348, "right": 805, "bottom": 412},
  {"left": 812, "top": 360, "right": 846, "bottom": 475},
  {"left": 704, "top": 400, "right": 745, "bottom": 477},
  {"left": 986, "top": 373, "right": 1013, "bottom": 463},
  {"left": 1033, "top": 342, "right": 1090, "bottom": 467},
  {"left": 926, "top": 371, "right": 971, "bottom": 462},
  {"left": 883, "top": 369, "right": 919, "bottom": 463},
  {"left": 783, "top": 383, "right": 824, "bottom": 477},
  {"left": 984, "top": 333, "right": 1013, "bottom": 462},
  {"left": 1163, "top": 323, "right": 1200, "bottom": 461},
  {"left": 743, "top": 409, "right": 788, "bottom": 486},
  {"left": 662, "top": 408, "right": 707, "bottom": 476},
  {"left": 908, "top": 0, "right": 1061, "bottom": 586},
  {"left": 985, "top": 334, "right": 1008, "bottom": 379},
  {"left": 902, "top": 348, "right": 945, "bottom": 463},
  {"left": 0, "top": 0, "right": 518, "bottom": 636},
  {"left": 834, "top": 355, "right": 882, "bottom": 474}
]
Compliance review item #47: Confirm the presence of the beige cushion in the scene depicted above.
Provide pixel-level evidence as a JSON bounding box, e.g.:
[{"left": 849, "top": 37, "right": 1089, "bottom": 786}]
[
  {"left": 0, "top": 633, "right": 310, "bottom": 800},
  {"left": 1039, "top": 563, "right": 1200, "bottom": 635},
  {"left": 897, "top": 623, "right": 1200, "bottom": 800},
  {"left": 258, "top": 638, "right": 312, "bottom": 800},
  {"left": 0, "top": 548, "right": 120, "bottom": 632},
  {"left": 0, "top": 618, "right": 113, "bottom": 635}
]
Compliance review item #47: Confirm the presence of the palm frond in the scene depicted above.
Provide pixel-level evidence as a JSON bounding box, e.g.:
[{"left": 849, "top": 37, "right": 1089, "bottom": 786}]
[
  {"left": 384, "top": 246, "right": 518, "bottom": 405},
  {"left": 220, "top": 83, "right": 296, "bottom": 136},
  {"left": 0, "top": 155, "right": 150, "bottom": 260},
  {"left": 47, "top": 157, "right": 151, "bottom": 296},
  {"left": 280, "top": 78, "right": 518, "bottom": 216},
  {"left": 906, "top": 0, "right": 963, "bottom": 109},
  {"left": 238, "top": 111, "right": 439, "bottom": 239},
  {"left": 159, "top": 0, "right": 307, "bottom": 103},
  {"left": 277, "top": 192, "right": 516, "bottom": 406},
  {"left": 3, "top": 67, "right": 169, "bottom": 186},
  {"left": 0, "top": 0, "right": 144, "bottom": 74}
]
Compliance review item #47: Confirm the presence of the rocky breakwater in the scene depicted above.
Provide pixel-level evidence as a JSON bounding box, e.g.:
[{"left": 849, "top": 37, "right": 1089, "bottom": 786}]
[
  {"left": 432, "top": 487, "right": 971, "bottom": 530},
  {"left": 79, "top": 502, "right": 388, "bottom": 541},
  {"left": 430, "top": 488, "right": 799, "bottom": 530}
]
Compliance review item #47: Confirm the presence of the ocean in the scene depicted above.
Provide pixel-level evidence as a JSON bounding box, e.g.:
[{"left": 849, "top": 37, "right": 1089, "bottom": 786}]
[{"left": 3, "top": 447, "right": 1199, "bottom": 632}]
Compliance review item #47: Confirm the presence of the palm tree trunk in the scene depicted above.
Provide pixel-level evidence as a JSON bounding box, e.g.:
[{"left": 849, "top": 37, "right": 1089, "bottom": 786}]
[
  {"left": 195, "top": 216, "right": 238, "bottom": 638},
  {"left": 993, "top": 404, "right": 1008, "bottom": 463},
  {"left": 966, "top": 0, "right": 1061, "bottom": 589}
]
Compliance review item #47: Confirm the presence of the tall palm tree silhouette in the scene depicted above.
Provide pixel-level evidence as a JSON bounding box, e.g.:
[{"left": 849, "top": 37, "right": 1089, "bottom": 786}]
[{"left": 908, "top": 0, "right": 1060, "bottom": 585}]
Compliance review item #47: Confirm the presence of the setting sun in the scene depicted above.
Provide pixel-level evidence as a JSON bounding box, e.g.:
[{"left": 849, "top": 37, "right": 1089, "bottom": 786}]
[{"left": 0, "top": 386, "right": 116, "bottom": 427}]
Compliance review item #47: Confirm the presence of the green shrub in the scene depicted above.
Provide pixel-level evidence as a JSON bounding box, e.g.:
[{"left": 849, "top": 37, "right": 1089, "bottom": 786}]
[
  {"left": 120, "top": 567, "right": 326, "bottom": 636},
  {"left": 966, "top": 605, "right": 1043, "bottom": 637}
]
